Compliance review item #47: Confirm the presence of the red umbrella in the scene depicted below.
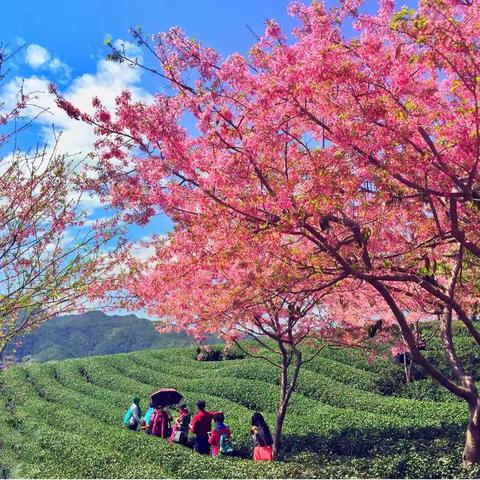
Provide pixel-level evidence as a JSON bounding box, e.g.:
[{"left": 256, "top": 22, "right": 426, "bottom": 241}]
[{"left": 150, "top": 388, "right": 183, "bottom": 407}]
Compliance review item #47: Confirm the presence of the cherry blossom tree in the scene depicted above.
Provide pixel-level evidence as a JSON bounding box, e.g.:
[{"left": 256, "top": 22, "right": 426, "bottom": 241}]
[
  {"left": 0, "top": 46, "right": 114, "bottom": 360},
  {"left": 122, "top": 222, "right": 377, "bottom": 457},
  {"left": 53, "top": 0, "right": 480, "bottom": 464}
]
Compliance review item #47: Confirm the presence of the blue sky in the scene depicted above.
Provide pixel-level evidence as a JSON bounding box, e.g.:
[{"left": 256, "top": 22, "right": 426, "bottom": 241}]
[{"left": 2, "top": 2, "right": 299, "bottom": 76}]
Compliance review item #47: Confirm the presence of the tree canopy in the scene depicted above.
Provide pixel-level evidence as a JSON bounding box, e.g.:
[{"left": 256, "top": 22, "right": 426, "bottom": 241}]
[{"left": 53, "top": 0, "right": 480, "bottom": 464}]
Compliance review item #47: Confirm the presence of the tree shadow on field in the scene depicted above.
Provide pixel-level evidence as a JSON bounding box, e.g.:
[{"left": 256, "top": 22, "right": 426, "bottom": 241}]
[
  {"left": 280, "top": 423, "right": 464, "bottom": 459},
  {"left": 182, "top": 438, "right": 251, "bottom": 460}
]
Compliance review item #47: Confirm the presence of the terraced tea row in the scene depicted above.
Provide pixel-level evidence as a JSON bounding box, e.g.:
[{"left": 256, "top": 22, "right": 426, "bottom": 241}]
[{"left": 0, "top": 346, "right": 477, "bottom": 478}]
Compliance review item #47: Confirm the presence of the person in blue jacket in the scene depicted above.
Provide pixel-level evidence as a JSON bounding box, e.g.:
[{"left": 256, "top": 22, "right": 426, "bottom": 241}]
[
  {"left": 123, "top": 396, "right": 142, "bottom": 431},
  {"left": 141, "top": 402, "right": 155, "bottom": 433}
]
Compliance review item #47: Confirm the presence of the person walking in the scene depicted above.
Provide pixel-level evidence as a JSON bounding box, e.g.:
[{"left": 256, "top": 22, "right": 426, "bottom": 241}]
[
  {"left": 208, "top": 412, "right": 234, "bottom": 457},
  {"left": 169, "top": 404, "right": 190, "bottom": 446},
  {"left": 190, "top": 400, "right": 218, "bottom": 454}
]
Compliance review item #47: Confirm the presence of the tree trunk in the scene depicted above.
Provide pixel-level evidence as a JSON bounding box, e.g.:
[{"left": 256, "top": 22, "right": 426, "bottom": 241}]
[
  {"left": 369, "top": 279, "right": 480, "bottom": 466},
  {"left": 272, "top": 347, "right": 302, "bottom": 459},
  {"left": 0, "top": 341, "right": 7, "bottom": 363},
  {"left": 272, "top": 399, "right": 288, "bottom": 459},
  {"left": 272, "top": 353, "right": 289, "bottom": 459},
  {"left": 463, "top": 399, "right": 480, "bottom": 465},
  {"left": 403, "top": 353, "right": 413, "bottom": 383}
]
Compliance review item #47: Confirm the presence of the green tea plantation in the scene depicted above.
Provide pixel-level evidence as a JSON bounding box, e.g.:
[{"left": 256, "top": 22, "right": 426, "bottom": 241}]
[{"left": 1, "top": 332, "right": 480, "bottom": 478}]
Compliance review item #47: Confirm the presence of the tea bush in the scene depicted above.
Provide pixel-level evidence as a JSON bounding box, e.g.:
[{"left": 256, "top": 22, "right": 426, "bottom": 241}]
[{"left": 0, "top": 341, "right": 476, "bottom": 478}]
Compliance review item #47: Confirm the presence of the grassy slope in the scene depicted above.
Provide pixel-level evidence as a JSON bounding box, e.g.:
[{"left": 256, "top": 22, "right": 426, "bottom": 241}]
[{"left": 0, "top": 336, "right": 479, "bottom": 479}]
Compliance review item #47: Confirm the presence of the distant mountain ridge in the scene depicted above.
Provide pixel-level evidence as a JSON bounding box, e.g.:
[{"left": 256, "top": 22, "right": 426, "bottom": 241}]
[{"left": 4, "top": 311, "right": 196, "bottom": 363}]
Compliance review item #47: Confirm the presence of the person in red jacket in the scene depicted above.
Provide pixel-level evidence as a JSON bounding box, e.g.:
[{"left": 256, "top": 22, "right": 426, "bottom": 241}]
[
  {"left": 208, "top": 412, "right": 233, "bottom": 457},
  {"left": 190, "top": 400, "right": 218, "bottom": 454}
]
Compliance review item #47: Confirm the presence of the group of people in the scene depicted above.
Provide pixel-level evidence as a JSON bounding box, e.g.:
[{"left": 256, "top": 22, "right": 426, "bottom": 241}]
[{"left": 123, "top": 397, "right": 274, "bottom": 461}]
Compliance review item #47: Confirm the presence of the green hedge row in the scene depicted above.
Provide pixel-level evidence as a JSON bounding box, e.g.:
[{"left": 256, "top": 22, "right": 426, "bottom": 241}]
[
  {"left": 0, "top": 363, "right": 311, "bottom": 478},
  {"left": 0, "top": 345, "right": 478, "bottom": 478}
]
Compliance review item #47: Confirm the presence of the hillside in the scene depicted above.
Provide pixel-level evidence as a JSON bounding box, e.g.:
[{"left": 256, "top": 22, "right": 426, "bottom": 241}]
[
  {"left": 1, "top": 330, "right": 480, "bottom": 479},
  {"left": 3, "top": 311, "right": 196, "bottom": 363}
]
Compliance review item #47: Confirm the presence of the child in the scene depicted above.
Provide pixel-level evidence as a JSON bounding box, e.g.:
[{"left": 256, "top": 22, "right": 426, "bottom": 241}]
[{"left": 208, "top": 412, "right": 233, "bottom": 456}]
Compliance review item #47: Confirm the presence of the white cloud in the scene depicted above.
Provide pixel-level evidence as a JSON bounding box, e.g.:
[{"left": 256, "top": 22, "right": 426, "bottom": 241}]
[
  {"left": 48, "top": 57, "right": 63, "bottom": 70},
  {"left": 1, "top": 39, "right": 151, "bottom": 219},
  {"left": 24, "top": 44, "right": 71, "bottom": 81},
  {"left": 48, "top": 57, "right": 72, "bottom": 82},
  {"left": 78, "top": 193, "right": 104, "bottom": 214},
  {"left": 82, "top": 215, "right": 112, "bottom": 228},
  {"left": 25, "top": 44, "right": 51, "bottom": 68},
  {"left": 130, "top": 235, "right": 156, "bottom": 262},
  {"left": 45, "top": 41, "right": 147, "bottom": 155}
]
